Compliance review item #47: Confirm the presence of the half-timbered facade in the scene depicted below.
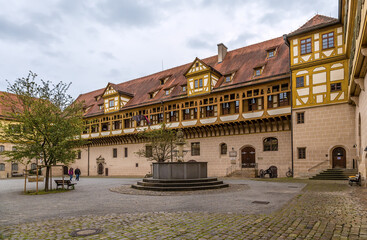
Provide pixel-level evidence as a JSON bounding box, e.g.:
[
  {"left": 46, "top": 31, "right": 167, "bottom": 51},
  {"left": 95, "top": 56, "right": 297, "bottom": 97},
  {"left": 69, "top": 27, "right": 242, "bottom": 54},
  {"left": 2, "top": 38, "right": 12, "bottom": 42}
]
[
  {"left": 74, "top": 37, "right": 293, "bottom": 177},
  {"left": 63, "top": 0, "right": 367, "bottom": 181}
]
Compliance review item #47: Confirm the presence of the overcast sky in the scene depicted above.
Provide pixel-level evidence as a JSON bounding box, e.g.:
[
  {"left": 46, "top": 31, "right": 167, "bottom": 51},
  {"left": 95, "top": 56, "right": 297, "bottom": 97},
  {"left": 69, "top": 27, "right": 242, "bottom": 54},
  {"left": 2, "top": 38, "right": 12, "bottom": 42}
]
[{"left": 0, "top": 0, "right": 338, "bottom": 98}]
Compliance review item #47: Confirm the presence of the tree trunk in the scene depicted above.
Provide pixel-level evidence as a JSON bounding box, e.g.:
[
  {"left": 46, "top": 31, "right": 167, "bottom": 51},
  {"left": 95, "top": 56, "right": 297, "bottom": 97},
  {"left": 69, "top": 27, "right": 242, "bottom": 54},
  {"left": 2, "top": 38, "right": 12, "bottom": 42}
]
[{"left": 44, "top": 166, "right": 50, "bottom": 192}]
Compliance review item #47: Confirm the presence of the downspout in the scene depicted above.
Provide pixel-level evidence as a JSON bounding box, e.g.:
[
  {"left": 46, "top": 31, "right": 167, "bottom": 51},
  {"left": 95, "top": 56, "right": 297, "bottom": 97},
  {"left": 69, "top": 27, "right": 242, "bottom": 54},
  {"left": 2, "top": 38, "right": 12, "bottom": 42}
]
[
  {"left": 283, "top": 34, "right": 294, "bottom": 177},
  {"left": 88, "top": 144, "right": 90, "bottom": 176}
]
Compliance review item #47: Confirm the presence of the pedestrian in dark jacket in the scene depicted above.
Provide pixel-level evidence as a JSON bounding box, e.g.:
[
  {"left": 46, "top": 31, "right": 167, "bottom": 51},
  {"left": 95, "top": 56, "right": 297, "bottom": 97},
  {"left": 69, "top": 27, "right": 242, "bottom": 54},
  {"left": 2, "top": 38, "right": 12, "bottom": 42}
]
[{"left": 75, "top": 167, "right": 81, "bottom": 181}]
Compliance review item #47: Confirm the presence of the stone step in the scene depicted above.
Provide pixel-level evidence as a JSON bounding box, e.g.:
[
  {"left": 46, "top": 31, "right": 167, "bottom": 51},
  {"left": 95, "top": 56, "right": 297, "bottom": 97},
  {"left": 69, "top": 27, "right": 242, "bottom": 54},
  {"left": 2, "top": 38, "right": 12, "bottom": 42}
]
[
  {"left": 310, "top": 169, "right": 357, "bottom": 180},
  {"left": 131, "top": 183, "right": 229, "bottom": 191},
  {"left": 142, "top": 177, "right": 219, "bottom": 183},
  {"left": 137, "top": 180, "right": 224, "bottom": 188}
]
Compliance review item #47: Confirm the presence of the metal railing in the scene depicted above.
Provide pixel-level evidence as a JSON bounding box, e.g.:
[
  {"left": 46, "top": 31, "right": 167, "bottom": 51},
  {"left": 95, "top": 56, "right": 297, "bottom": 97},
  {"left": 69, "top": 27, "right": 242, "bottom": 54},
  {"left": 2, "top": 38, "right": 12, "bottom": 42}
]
[{"left": 308, "top": 160, "right": 329, "bottom": 172}]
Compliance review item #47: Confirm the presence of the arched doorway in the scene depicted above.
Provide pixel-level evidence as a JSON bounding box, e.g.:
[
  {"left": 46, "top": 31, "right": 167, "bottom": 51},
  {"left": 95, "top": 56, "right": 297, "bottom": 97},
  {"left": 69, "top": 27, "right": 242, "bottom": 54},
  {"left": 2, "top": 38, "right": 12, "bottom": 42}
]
[
  {"left": 241, "top": 147, "right": 256, "bottom": 168},
  {"left": 332, "top": 147, "right": 346, "bottom": 168},
  {"left": 98, "top": 163, "right": 104, "bottom": 175},
  {"left": 63, "top": 166, "right": 68, "bottom": 175}
]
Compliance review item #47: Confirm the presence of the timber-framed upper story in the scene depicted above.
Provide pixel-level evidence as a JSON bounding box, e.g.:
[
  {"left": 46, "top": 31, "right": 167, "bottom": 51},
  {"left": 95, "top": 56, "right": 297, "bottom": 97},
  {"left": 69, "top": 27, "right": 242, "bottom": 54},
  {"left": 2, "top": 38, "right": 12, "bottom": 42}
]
[{"left": 76, "top": 36, "right": 292, "bottom": 139}]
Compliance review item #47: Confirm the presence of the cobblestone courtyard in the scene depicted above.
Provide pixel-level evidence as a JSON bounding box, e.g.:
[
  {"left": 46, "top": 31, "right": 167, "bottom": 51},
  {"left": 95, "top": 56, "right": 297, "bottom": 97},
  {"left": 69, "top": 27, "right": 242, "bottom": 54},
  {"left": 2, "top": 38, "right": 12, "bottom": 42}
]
[{"left": 0, "top": 178, "right": 366, "bottom": 239}]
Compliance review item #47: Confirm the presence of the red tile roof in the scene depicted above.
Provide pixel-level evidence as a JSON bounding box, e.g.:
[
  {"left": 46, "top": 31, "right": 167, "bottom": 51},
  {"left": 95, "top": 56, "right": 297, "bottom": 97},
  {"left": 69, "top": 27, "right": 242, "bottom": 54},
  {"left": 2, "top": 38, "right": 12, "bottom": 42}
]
[
  {"left": 76, "top": 36, "right": 290, "bottom": 117},
  {"left": 0, "top": 91, "right": 22, "bottom": 119},
  {"left": 288, "top": 14, "right": 338, "bottom": 37}
]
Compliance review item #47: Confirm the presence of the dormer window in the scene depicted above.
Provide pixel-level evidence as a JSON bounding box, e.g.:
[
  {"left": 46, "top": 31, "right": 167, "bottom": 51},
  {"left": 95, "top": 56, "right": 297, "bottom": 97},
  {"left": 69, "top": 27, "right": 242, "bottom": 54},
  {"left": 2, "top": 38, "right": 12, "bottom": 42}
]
[
  {"left": 225, "top": 75, "right": 231, "bottom": 83},
  {"left": 109, "top": 100, "right": 114, "bottom": 108},
  {"left": 165, "top": 90, "right": 170, "bottom": 95},
  {"left": 254, "top": 68, "right": 262, "bottom": 77},
  {"left": 98, "top": 104, "right": 103, "bottom": 110},
  {"left": 160, "top": 79, "right": 165, "bottom": 85},
  {"left": 149, "top": 93, "right": 154, "bottom": 99},
  {"left": 182, "top": 85, "right": 187, "bottom": 92},
  {"left": 268, "top": 49, "right": 275, "bottom": 58}
]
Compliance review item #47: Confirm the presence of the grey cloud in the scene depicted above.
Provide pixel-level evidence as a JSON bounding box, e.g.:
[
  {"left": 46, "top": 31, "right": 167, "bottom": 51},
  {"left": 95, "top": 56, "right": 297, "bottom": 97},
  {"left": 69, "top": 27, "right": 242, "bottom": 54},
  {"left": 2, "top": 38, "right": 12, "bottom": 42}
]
[
  {"left": 94, "top": 0, "right": 161, "bottom": 27},
  {"left": 229, "top": 32, "right": 256, "bottom": 49},
  {"left": 186, "top": 38, "right": 212, "bottom": 50},
  {"left": 0, "top": 16, "right": 55, "bottom": 44}
]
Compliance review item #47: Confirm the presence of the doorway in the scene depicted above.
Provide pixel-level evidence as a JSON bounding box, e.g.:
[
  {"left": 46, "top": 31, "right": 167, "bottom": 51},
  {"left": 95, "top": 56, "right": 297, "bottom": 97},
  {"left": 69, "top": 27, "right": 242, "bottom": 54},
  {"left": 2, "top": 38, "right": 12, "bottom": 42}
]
[
  {"left": 63, "top": 166, "right": 68, "bottom": 175},
  {"left": 98, "top": 163, "right": 104, "bottom": 175},
  {"left": 241, "top": 147, "right": 256, "bottom": 168},
  {"left": 332, "top": 147, "right": 346, "bottom": 168}
]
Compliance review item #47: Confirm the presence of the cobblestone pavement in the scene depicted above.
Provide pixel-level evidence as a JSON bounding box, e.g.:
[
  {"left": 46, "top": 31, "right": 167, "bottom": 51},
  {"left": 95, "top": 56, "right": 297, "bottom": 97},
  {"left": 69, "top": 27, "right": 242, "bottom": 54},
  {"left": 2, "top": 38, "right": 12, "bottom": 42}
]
[{"left": 1, "top": 179, "right": 366, "bottom": 239}]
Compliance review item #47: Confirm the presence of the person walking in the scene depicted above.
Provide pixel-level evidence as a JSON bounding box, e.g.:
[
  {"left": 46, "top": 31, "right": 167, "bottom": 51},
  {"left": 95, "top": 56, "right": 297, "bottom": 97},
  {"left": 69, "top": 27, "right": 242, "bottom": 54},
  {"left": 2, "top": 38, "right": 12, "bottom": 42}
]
[
  {"left": 68, "top": 167, "right": 74, "bottom": 181},
  {"left": 75, "top": 167, "right": 81, "bottom": 181}
]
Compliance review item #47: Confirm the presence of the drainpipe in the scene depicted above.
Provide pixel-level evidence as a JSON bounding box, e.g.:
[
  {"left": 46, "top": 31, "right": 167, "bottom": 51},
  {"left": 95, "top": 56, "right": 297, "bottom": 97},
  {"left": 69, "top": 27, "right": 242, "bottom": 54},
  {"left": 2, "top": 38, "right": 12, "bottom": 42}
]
[
  {"left": 88, "top": 144, "right": 90, "bottom": 176},
  {"left": 283, "top": 34, "right": 294, "bottom": 177}
]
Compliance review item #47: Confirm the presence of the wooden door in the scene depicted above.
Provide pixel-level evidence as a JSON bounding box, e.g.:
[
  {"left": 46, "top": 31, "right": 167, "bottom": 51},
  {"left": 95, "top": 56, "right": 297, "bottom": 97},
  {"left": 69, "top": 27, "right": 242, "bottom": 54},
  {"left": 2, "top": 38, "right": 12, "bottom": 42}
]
[
  {"left": 241, "top": 147, "right": 256, "bottom": 168},
  {"left": 98, "top": 163, "right": 104, "bottom": 175},
  {"left": 63, "top": 166, "right": 68, "bottom": 175},
  {"left": 332, "top": 147, "right": 346, "bottom": 168}
]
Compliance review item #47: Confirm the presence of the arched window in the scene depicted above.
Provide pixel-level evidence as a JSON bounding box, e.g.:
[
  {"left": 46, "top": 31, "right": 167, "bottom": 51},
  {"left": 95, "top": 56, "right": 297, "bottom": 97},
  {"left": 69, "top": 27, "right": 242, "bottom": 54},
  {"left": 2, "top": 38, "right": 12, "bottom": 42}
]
[
  {"left": 220, "top": 143, "right": 227, "bottom": 155},
  {"left": 0, "top": 163, "right": 5, "bottom": 171},
  {"left": 263, "top": 137, "right": 278, "bottom": 151},
  {"left": 11, "top": 163, "right": 18, "bottom": 171}
]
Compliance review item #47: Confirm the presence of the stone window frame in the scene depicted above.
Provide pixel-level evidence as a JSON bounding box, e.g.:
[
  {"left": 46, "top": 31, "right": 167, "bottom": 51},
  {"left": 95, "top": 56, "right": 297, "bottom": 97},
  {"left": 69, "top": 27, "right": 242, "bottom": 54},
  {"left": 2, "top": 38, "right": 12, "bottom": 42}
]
[
  {"left": 297, "top": 112, "right": 305, "bottom": 124},
  {"left": 298, "top": 147, "right": 306, "bottom": 159},
  {"left": 0, "top": 145, "right": 4, "bottom": 152},
  {"left": 112, "top": 148, "right": 117, "bottom": 158},
  {"left": 146, "top": 145, "right": 153, "bottom": 158},
  {"left": 191, "top": 142, "right": 200, "bottom": 156},
  {"left": 263, "top": 137, "right": 278, "bottom": 151},
  {"left": 77, "top": 150, "right": 82, "bottom": 159},
  {"left": 220, "top": 143, "right": 227, "bottom": 155},
  {"left": 0, "top": 163, "right": 5, "bottom": 171},
  {"left": 124, "top": 147, "right": 128, "bottom": 158}
]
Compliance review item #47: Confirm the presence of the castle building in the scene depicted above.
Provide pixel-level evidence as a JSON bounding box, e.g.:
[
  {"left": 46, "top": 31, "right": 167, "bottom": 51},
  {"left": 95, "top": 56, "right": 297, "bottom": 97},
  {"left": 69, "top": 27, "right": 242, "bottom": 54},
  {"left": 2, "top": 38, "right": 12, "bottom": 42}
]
[
  {"left": 69, "top": 0, "right": 367, "bottom": 180},
  {"left": 2, "top": 0, "right": 366, "bottom": 182}
]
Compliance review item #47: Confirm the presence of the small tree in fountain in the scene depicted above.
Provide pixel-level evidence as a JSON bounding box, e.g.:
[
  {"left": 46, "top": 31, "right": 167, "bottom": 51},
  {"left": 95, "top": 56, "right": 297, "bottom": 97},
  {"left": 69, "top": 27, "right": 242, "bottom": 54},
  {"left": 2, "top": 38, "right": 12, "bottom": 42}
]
[
  {"left": 0, "top": 72, "right": 86, "bottom": 191},
  {"left": 136, "top": 123, "right": 177, "bottom": 162}
]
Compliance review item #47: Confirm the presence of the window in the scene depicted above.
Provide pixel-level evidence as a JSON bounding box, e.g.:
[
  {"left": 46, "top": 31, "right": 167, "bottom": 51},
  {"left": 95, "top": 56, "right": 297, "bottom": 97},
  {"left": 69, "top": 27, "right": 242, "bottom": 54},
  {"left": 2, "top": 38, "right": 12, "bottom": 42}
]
[
  {"left": 263, "top": 137, "right": 278, "bottom": 151},
  {"left": 199, "top": 79, "right": 203, "bottom": 88},
  {"left": 146, "top": 146, "right": 153, "bottom": 158},
  {"left": 12, "top": 147, "right": 17, "bottom": 151},
  {"left": 124, "top": 148, "right": 128, "bottom": 158},
  {"left": 98, "top": 105, "right": 103, "bottom": 110},
  {"left": 296, "top": 76, "right": 304, "bottom": 88},
  {"left": 31, "top": 163, "right": 37, "bottom": 170},
  {"left": 195, "top": 80, "right": 198, "bottom": 89},
  {"left": 191, "top": 142, "right": 200, "bottom": 156},
  {"left": 220, "top": 143, "right": 227, "bottom": 155},
  {"left": 254, "top": 68, "right": 261, "bottom": 76},
  {"left": 279, "top": 92, "right": 289, "bottom": 106},
  {"left": 0, "top": 145, "right": 4, "bottom": 152},
  {"left": 225, "top": 76, "right": 231, "bottom": 82},
  {"left": 77, "top": 150, "right": 81, "bottom": 159},
  {"left": 300, "top": 38, "right": 312, "bottom": 54},
  {"left": 113, "top": 120, "right": 121, "bottom": 130},
  {"left": 113, "top": 148, "right": 117, "bottom": 158},
  {"left": 268, "top": 50, "right": 275, "bottom": 58},
  {"left": 0, "top": 163, "right": 5, "bottom": 171},
  {"left": 182, "top": 86, "right": 186, "bottom": 92},
  {"left": 221, "top": 101, "right": 239, "bottom": 115},
  {"left": 200, "top": 105, "right": 217, "bottom": 118},
  {"left": 297, "top": 112, "right": 304, "bottom": 124},
  {"left": 298, "top": 148, "right": 306, "bottom": 159},
  {"left": 182, "top": 108, "right": 197, "bottom": 120},
  {"left": 248, "top": 98, "right": 257, "bottom": 111},
  {"left": 160, "top": 79, "right": 165, "bottom": 85},
  {"left": 165, "top": 90, "right": 170, "bottom": 95},
  {"left": 195, "top": 62, "right": 199, "bottom": 67},
  {"left": 149, "top": 93, "right": 154, "bottom": 99},
  {"left": 109, "top": 100, "right": 114, "bottom": 108},
  {"left": 11, "top": 163, "right": 18, "bottom": 171},
  {"left": 166, "top": 111, "right": 178, "bottom": 122},
  {"left": 330, "top": 83, "right": 342, "bottom": 92},
  {"left": 322, "top": 32, "right": 334, "bottom": 49}
]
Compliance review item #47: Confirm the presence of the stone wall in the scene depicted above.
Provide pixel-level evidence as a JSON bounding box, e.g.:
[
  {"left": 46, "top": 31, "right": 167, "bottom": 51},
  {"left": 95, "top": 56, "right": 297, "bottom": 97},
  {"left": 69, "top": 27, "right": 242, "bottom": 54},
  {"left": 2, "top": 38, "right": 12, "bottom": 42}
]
[
  {"left": 70, "top": 131, "right": 292, "bottom": 178},
  {"left": 292, "top": 103, "right": 356, "bottom": 178}
]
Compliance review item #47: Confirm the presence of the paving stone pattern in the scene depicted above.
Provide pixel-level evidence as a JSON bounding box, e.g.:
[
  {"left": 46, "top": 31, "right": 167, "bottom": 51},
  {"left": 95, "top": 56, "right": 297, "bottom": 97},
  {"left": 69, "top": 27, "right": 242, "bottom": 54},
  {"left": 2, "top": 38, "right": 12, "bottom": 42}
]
[{"left": 1, "top": 180, "right": 367, "bottom": 239}]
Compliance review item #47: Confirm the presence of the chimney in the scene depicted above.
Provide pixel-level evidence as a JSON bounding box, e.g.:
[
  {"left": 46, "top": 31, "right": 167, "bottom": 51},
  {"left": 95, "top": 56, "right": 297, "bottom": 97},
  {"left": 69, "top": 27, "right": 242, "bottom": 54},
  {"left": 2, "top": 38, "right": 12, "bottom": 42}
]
[{"left": 217, "top": 43, "right": 228, "bottom": 63}]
